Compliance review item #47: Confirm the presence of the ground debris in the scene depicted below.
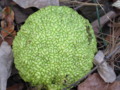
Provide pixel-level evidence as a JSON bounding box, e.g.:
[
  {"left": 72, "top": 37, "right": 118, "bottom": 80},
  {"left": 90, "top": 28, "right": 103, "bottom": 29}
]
[{"left": 78, "top": 73, "right": 120, "bottom": 90}]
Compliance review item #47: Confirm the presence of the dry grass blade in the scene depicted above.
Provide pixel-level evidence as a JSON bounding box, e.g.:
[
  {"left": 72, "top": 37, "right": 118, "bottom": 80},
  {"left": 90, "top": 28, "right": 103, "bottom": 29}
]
[
  {"left": 104, "top": 29, "right": 120, "bottom": 55},
  {"left": 103, "top": 22, "right": 120, "bottom": 68}
]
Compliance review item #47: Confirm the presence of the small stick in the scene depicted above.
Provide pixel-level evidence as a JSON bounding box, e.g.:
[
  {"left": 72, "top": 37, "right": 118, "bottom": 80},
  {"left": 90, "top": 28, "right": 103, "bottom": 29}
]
[
  {"left": 92, "top": 11, "right": 117, "bottom": 34},
  {"left": 74, "top": 0, "right": 91, "bottom": 10},
  {"left": 71, "top": 1, "right": 103, "bottom": 6}
]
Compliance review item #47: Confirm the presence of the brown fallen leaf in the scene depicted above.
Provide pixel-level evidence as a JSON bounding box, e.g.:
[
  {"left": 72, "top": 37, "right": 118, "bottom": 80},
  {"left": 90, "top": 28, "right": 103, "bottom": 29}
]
[
  {"left": 78, "top": 73, "right": 108, "bottom": 90},
  {"left": 7, "top": 83, "right": 24, "bottom": 90},
  {"left": 108, "top": 81, "right": 120, "bottom": 90},
  {"left": 1, "top": 25, "right": 15, "bottom": 37},
  {"left": 78, "top": 73, "right": 120, "bottom": 90},
  {"left": 0, "top": 36, "right": 14, "bottom": 45},
  {"left": 1, "top": 6, "right": 16, "bottom": 38},
  {"left": 2, "top": 6, "right": 14, "bottom": 21}
]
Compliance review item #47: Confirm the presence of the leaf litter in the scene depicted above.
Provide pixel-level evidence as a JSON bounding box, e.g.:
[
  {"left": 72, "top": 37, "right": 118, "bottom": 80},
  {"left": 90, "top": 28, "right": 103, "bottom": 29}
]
[
  {"left": 1, "top": 6, "right": 16, "bottom": 38},
  {"left": 0, "top": 0, "right": 120, "bottom": 90}
]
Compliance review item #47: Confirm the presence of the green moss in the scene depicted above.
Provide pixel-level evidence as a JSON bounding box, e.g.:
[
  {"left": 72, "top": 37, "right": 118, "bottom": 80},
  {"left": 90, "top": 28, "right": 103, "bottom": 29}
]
[{"left": 13, "top": 6, "right": 97, "bottom": 90}]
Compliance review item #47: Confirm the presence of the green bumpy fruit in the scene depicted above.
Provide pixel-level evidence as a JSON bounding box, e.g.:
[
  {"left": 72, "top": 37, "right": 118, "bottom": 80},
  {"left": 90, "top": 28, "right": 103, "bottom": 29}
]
[{"left": 13, "top": 6, "right": 97, "bottom": 90}]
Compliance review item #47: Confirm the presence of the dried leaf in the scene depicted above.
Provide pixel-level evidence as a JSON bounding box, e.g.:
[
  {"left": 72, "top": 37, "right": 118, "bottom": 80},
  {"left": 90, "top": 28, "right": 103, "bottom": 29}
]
[
  {"left": 77, "top": 73, "right": 108, "bottom": 90},
  {"left": 4, "top": 37, "right": 14, "bottom": 46},
  {"left": 112, "top": 0, "right": 120, "bottom": 9},
  {"left": 78, "top": 73, "right": 120, "bottom": 90},
  {"left": 1, "top": 26, "right": 15, "bottom": 38},
  {"left": 13, "top": 0, "right": 59, "bottom": 9},
  {"left": 1, "top": 6, "right": 16, "bottom": 38},
  {"left": 2, "top": 6, "right": 14, "bottom": 20},
  {"left": 0, "top": 36, "right": 14, "bottom": 46},
  {"left": 1, "top": 21, "right": 6, "bottom": 28},
  {"left": 94, "top": 51, "right": 116, "bottom": 83},
  {"left": 0, "top": 41, "right": 13, "bottom": 90},
  {"left": 108, "top": 81, "right": 120, "bottom": 90}
]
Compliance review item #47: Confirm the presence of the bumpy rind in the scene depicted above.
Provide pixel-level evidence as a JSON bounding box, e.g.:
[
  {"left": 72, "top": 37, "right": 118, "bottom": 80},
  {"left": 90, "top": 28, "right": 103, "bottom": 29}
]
[{"left": 13, "top": 6, "right": 97, "bottom": 90}]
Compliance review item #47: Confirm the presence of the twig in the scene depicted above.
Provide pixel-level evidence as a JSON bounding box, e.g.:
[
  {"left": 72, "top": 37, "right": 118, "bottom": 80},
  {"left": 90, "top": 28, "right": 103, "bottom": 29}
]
[
  {"left": 63, "top": 45, "right": 120, "bottom": 90},
  {"left": 71, "top": 1, "right": 103, "bottom": 6},
  {"left": 95, "top": 0, "right": 114, "bottom": 23},
  {"left": 92, "top": 11, "right": 117, "bottom": 34},
  {"left": 105, "top": 45, "right": 120, "bottom": 59},
  {"left": 74, "top": 0, "right": 91, "bottom": 10}
]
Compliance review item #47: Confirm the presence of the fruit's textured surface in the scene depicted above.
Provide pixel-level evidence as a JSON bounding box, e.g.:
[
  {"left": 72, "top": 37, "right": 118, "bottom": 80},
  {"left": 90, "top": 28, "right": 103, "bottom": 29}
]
[{"left": 13, "top": 6, "right": 97, "bottom": 90}]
